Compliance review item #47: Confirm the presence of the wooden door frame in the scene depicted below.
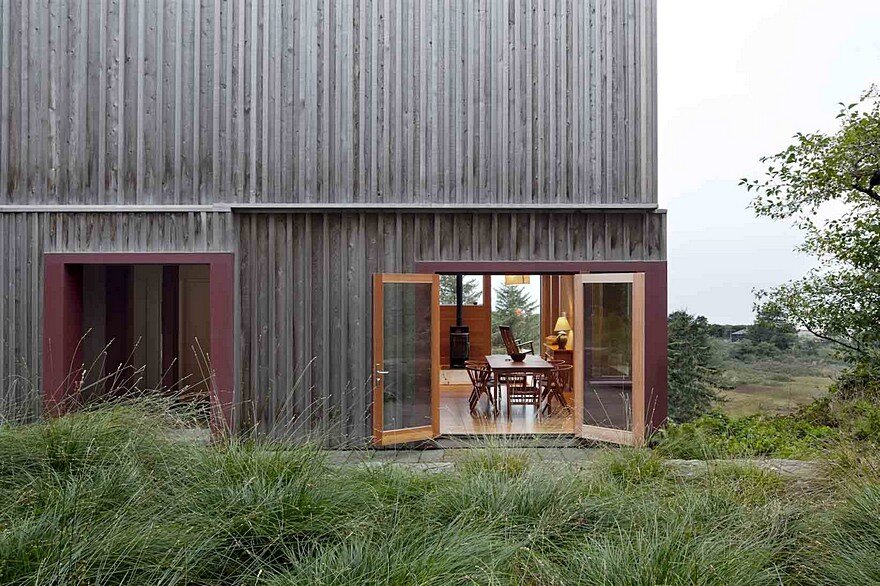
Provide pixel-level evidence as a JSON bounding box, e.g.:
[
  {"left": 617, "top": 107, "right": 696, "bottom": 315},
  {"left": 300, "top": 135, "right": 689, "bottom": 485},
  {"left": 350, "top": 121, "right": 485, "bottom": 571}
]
[
  {"left": 573, "top": 272, "right": 646, "bottom": 445},
  {"left": 372, "top": 273, "right": 440, "bottom": 446},
  {"left": 42, "top": 252, "right": 235, "bottom": 433},
  {"left": 414, "top": 260, "right": 667, "bottom": 435}
]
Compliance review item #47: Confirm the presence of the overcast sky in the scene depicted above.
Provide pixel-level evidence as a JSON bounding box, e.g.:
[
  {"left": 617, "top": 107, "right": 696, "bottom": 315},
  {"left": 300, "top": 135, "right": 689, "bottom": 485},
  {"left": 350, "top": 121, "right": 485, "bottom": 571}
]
[{"left": 659, "top": 0, "right": 880, "bottom": 323}]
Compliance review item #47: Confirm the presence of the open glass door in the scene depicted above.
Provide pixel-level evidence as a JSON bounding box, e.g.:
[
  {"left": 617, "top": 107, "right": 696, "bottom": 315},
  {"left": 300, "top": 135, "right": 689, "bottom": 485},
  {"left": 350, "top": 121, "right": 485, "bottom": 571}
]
[
  {"left": 573, "top": 273, "right": 646, "bottom": 445},
  {"left": 372, "top": 274, "right": 440, "bottom": 446}
]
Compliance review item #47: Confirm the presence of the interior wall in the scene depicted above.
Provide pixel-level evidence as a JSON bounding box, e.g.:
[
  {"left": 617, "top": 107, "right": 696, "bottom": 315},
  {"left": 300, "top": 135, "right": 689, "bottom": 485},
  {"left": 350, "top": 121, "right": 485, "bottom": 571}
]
[
  {"left": 81, "top": 266, "right": 108, "bottom": 401},
  {"left": 178, "top": 265, "right": 212, "bottom": 399},
  {"left": 76, "top": 264, "right": 213, "bottom": 402},
  {"left": 439, "top": 275, "right": 492, "bottom": 366},
  {"left": 560, "top": 276, "right": 575, "bottom": 350},
  {"left": 131, "top": 266, "right": 164, "bottom": 391},
  {"left": 540, "top": 275, "right": 575, "bottom": 353}
]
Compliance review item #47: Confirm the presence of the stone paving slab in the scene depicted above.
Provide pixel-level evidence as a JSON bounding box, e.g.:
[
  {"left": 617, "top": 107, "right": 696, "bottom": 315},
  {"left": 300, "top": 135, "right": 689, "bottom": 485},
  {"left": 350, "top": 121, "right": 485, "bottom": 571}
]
[
  {"left": 333, "top": 447, "right": 602, "bottom": 465},
  {"left": 665, "top": 458, "right": 822, "bottom": 481},
  {"left": 328, "top": 449, "right": 823, "bottom": 483}
]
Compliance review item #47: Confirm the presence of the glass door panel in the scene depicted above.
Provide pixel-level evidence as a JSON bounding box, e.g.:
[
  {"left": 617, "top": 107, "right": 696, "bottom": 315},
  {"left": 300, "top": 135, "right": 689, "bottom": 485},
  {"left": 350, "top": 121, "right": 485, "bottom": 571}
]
[
  {"left": 372, "top": 274, "right": 440, "bottom": 445},
  {"left": 573, "top": 274, "right": 645, "bottom": 445}
]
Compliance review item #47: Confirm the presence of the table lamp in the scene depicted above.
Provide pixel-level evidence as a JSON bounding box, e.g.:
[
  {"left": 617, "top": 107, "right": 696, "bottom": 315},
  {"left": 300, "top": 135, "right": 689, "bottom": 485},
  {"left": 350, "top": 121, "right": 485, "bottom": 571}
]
[{"left": 553, "top": 314, "right": 571, "bottom": 349}]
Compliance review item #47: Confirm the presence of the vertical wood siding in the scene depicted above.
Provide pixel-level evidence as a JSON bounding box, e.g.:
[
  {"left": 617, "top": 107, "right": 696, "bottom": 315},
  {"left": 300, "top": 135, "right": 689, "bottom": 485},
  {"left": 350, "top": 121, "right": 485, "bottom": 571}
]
[
  {"left": 235, "top": 210, "right": 665, "bottom": 444},
  {"left": 0, "top": 209, "right": 664, "bottom": 442},
  {"left": 0, "top": 211, "right": 234, "bottom": 422},
  {"left": 0, "top": 0, "right": 657, "bottom": 206}
]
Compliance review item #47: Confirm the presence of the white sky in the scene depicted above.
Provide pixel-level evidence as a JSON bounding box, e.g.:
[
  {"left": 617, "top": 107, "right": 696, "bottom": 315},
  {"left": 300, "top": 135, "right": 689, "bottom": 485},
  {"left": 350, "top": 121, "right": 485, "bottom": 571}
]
[{"left": 659, "top": 0, "right": 880, "bottom": 323}]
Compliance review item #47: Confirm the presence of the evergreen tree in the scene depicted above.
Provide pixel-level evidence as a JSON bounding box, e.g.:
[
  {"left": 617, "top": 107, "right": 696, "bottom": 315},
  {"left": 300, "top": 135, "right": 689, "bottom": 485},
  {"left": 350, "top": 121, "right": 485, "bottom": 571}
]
[
  {"left": 439, "top": 275, "right": 482, "bottom": 306},
  {"left": 668, "top": 311, "right": 722, "bottom": 422},
  {"left": 491, "top": 283, "right": 539, "bottom": 352},
  {"left": 747, "top": 305, "right": 798, "bottom": 351}
]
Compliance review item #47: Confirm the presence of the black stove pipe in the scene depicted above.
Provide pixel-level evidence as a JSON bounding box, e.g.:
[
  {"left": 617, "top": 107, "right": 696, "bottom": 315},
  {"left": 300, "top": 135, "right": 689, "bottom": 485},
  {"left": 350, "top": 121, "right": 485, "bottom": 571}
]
[
  {"left": 449, "top": 274, "right": 470, "bottom": 368},
  {"left": 455, "top": 274, "right": 464, "bottom": 326}
]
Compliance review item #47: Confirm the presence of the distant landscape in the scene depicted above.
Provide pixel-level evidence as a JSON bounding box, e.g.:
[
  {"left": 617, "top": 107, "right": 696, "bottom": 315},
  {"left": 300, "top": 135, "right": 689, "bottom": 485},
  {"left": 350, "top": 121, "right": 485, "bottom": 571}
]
[{"left": 710, "top": 331, "right": 842, "bottom": 417}]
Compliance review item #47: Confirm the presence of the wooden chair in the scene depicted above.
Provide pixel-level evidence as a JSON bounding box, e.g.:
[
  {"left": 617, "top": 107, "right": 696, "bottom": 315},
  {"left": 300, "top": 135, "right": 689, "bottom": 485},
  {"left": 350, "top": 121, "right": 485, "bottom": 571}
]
[
  {"left": 535, "top": 358, "right": 565, "bottom": 387},
  {"left": 466, "top": 359, "right": 499, "bottom": 409},
  {"left": 504, "top": 373, "right": 542, "bottom": 419},
  {"left": 465, "top": 362, "right": 495, "bottom": 415},
  {"left": 515, "top": 339, "right": 535, "bottom": 355},
  {"left": 541, "top": 364, "right": 572, "bottom": 415},
  {"left": 498, "top": 325, "right": 534, "bottom": 356}
]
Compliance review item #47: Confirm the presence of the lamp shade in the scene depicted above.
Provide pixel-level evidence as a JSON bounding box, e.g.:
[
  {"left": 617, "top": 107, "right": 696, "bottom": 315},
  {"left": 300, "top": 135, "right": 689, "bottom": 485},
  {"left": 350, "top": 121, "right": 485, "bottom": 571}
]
[
  {"left": 553, "top": 315, "right": 572, "bottom": 332},
  {"left": 504, "top": 275, "right": 531, "bottom": 285}
]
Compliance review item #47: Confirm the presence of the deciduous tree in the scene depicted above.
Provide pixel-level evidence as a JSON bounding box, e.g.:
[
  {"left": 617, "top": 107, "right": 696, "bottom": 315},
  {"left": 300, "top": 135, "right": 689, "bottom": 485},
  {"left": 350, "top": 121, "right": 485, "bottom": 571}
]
[{"left": 742, "top": 86, "right": 880, "bottom": 366}]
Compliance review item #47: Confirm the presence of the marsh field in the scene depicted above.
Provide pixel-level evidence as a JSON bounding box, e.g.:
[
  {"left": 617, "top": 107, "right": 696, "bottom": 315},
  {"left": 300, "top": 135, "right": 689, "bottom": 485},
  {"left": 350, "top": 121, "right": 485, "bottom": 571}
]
[
  {"left": 1, "top": 402, "right": 879, "bottom": 585},
  {"left": 711, "top": 338, "right": 842, "bottom": 418}
]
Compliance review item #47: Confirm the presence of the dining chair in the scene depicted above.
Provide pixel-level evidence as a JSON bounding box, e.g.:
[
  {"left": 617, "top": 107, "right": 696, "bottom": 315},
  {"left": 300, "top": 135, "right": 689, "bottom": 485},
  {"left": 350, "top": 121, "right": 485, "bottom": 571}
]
[
  {"left": 466, "top": 359, "right": 499, "bottom": 410},
  {"left": 541, "top": 364, "right": 572, "bottom": 415},
  {"left": 498, "top": 325, "right": 535, "bottom": 356},
  {"left": 535, "top": 358, "right": 566, "bottom": 388},
  {"left": 504, "top": 373, "right": 542, "bottom": 419},
  {"left": 465, "top": 362, "right": 495, "bottom": 415}
]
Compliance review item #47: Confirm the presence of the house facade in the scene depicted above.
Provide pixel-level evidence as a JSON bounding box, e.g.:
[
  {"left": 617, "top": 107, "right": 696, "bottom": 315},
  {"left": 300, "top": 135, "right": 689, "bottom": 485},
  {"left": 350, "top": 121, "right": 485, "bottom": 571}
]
[{"left": 0, "top": 0, "right": 665, "bottom": 446}]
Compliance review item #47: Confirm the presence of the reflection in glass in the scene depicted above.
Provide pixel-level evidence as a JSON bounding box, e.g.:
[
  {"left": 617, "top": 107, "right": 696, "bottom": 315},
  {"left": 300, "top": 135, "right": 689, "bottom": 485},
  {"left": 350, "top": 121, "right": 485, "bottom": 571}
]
[
  {"left": 582, "top": 282, "right": 633, "bottom": 430},
  {"left": 382, "top": 282, "right": 433, "bottom": 431}
]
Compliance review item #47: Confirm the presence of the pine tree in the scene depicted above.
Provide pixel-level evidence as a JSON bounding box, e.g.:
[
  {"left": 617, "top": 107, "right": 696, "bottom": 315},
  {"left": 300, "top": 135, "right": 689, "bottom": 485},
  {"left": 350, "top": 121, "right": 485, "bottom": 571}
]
[
  {"left": 668, "top": 311, "right": 722, "bottom": 422},
  {"left": 491, "top": 283, "right": 539, "bottom": 352}
]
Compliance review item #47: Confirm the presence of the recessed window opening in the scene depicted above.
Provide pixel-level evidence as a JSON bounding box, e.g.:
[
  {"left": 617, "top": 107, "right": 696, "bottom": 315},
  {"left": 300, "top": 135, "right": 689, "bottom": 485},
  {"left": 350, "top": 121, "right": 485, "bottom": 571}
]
[{"left": 78, "top": 264, "right": 212, "bottom": 418}]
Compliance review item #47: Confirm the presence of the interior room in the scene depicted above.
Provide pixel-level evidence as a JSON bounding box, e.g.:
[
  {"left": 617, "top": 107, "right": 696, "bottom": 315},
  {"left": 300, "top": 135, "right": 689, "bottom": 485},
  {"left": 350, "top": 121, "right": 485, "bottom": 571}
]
[
  {"left": 77, "top": 264, "right": 212, "bottom": 408},
  {"left": 438, "top": 273, "right": 578, "bottom": 435}
]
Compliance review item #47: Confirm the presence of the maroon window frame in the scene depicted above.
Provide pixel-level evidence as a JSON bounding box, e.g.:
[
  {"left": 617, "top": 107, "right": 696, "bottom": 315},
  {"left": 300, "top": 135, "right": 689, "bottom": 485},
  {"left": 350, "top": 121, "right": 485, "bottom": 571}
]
[
  {"left": 413, "top": 260, "right": 668, "bottom": 431},
  {"left": 42, "top": 253, "right": 235, "bottom": 432}
]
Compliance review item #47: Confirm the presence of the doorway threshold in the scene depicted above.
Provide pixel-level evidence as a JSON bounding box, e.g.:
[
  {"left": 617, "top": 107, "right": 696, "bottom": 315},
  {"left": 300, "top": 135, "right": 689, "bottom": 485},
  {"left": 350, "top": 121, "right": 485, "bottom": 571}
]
[{"left": 436, "top": 434, "right": 592, "bottom": 449}]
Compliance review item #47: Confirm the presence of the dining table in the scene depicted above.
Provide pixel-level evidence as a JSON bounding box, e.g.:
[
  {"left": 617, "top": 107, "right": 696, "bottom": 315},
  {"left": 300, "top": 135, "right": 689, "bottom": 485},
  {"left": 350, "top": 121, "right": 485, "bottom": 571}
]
[{"left": 484, "top": 354, "right": 555, "bottom": 415}]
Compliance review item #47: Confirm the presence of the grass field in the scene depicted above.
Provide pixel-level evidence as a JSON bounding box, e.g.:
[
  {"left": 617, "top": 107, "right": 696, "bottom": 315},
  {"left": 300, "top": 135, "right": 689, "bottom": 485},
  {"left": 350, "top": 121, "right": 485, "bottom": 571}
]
[
  {"left": 713, "top": 340, "right": 842, "bottom": 417},
  {"left": 1, "top": 402, "right": 880, "bottom": 585},
  {"left": 720, "top": 375, "right": 832, "bottom": 417}
]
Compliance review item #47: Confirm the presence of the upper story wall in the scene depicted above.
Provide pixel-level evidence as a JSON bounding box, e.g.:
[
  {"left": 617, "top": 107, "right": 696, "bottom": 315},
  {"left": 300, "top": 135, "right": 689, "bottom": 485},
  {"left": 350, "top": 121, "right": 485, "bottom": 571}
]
[{"left": 0, "top": 0, "right": 656, "bottom": 206}]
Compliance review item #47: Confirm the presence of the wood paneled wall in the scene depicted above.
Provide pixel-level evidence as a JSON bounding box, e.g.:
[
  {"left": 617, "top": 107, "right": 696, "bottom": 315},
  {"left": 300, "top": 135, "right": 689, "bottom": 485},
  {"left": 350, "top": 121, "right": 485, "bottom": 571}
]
[
  {"left": 0, "top": 209, "right": 663, "bottom": 441},
  {"left": 0, "top": 211, "right": 234, "bottom": 422},
  {"left": 235, "top": 210, "right": 664, "bottom": 444},
  {"left": 0, "top": 0, "right": 656, "bottom": 206},
  {"left": 439, "top": 275, "right": 492, "bottom": 366}
]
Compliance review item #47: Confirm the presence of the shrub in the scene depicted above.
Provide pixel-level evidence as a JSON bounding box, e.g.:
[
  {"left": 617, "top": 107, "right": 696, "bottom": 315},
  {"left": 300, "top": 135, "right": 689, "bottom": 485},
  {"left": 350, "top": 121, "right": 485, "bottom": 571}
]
[
  {"left": 456, "top": 448, "right": 531, "bottom": 479},
  {"left": 654, "top": 411, "right": 836, "bottom": 459},
  {"left": 703, "top": 463, "right": 785, "bottom": 506},
  {"left": 0, "top": 401, "right": 874, "bottom": 585},
  {"left": 830, "top": 363, "right": 880, "bottom": 403}
]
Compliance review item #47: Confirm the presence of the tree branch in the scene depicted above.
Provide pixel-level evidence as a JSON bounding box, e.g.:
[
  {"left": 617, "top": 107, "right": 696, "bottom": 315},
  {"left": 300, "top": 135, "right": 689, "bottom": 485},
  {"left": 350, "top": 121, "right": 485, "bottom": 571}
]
[
  {"left": 801, "top": 322, "right": 867, "bottom": 357},
  {"left": 851, "top": 182, "right": 880, "bottom": 205}
]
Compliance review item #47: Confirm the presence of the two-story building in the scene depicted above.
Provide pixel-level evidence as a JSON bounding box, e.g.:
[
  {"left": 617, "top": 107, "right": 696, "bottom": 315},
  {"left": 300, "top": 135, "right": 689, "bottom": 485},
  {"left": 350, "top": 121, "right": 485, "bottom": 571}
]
[{"left": 0, "top": 0, "right": 665, "bottom": 446}]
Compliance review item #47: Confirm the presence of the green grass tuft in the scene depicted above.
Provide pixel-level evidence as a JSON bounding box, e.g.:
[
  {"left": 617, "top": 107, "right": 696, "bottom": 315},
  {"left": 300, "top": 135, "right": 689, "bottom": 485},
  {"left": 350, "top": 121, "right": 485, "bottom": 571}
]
[{"left": 0, "top": 402, "right": 876, "bottom": 585}]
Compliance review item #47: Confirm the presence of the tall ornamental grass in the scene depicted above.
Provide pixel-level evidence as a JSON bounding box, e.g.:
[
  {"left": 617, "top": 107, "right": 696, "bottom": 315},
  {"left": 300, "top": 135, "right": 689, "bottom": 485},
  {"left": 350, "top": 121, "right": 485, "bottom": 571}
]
[{"left": 0, "top": 402, "right": 877, "bottom": 585}]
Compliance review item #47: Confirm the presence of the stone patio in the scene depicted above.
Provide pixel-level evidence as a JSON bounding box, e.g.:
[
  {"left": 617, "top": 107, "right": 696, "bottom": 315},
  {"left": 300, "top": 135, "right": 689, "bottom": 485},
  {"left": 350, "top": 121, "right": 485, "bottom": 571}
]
[{"left": 325, "top": 448, "right": 823, "bottom": 482}]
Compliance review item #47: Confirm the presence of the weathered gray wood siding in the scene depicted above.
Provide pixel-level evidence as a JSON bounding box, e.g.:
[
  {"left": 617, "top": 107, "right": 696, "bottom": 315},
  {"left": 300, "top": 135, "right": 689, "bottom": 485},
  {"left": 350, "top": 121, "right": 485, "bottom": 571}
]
[
  {"left": 0, "top": 211, "right": 235, "bottom": 422},
  {"left": 0, "top": 0, "right": 657, "bottom": 206},
  {"left": 0, "top": 208, "right": 665, "bottom": 439},
  {"left": 236, "top": 210, "right": 665, "bottom": 443}
]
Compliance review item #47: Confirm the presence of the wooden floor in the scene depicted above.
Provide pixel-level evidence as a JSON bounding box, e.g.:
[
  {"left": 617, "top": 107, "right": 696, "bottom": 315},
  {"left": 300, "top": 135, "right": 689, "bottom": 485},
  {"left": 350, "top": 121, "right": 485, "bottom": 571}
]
[{"left": 439, "top": 370, "right": 574, "bottom": 435}]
